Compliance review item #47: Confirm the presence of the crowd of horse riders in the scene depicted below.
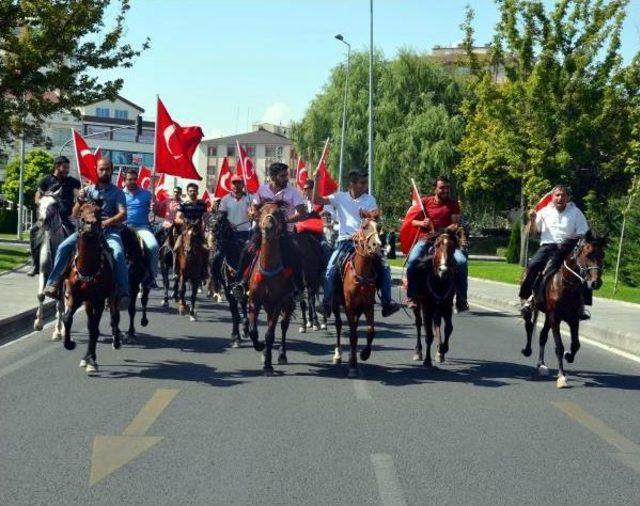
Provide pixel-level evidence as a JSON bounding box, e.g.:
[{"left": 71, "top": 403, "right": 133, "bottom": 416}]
[{"left": 30, "top": 154, "right": 606, "bottom": 381}]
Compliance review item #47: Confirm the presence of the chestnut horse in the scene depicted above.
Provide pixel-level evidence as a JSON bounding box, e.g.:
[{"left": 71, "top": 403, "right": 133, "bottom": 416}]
[
  {"left": 411, "top": 229, "right": 461, "bottom": 368},
  {"left": 521, "top": 231, "right": 606, "bottom": 388},
  {"left": 61, "top": 202, "right": 120, "bottom": 374},
  {"left": 246, "top": 201, "right": 295, "bottom": 375},
  {"left": 331, "top": 210, "right": 382, "bottom": 378},
  {"left": 175, "top": 219, "right": 208, "bottom": 321}
]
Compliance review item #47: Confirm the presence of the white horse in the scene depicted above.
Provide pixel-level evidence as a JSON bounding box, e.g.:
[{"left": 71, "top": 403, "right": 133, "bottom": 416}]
[{"left": 34, "top": 191, "right": 66, "bottom": 339}]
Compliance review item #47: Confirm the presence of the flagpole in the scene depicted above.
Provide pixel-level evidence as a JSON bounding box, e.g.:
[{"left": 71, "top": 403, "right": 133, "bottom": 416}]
[
  {"left": 236, "top": 139, "right": 248, "bottom": 191},
  {"left": 316, "top": 138, "right": 330, "bottom": 173},
  {"left": 152, "top": 95, "right": 159, "bottom": 203},
  {"left": 71, "top": 128, "right": 82, "bottom": 182},
  {"left": 410, "top": 178, "right": 426, "bottom": 217}
]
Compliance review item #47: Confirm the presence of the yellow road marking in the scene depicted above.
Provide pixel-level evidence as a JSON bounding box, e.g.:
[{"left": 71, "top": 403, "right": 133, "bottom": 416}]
[{"left": 90, "top": 388, "right": 180, "bottom": 486}]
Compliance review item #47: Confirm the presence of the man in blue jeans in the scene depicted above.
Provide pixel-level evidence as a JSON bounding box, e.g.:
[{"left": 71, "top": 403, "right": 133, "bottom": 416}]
[
  {"left": 44, "top": 158, "right": 130, "bottom": 309},
  {"left": 404, "top": 175, "right": 468, "bottom": 312},
  {"left": 312, "top": 169, "right": 401, "bottom": 318},
  {"left": 122, "top": 168, "right": 160, "bottom": 289}
]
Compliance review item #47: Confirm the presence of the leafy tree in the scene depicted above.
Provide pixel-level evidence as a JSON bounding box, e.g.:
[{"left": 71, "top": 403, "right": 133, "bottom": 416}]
[
  {"left": 1, "top": 149, "right": 53, "bottom": 211},
  {"left": 0, "top": 0, "right": 149, "bottom": 149},
  {"left": 505, "top": 221, "right": 520, "bottom": 264}
]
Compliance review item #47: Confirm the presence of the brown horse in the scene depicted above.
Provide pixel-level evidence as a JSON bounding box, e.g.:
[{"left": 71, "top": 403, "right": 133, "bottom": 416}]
[
  {"left": 175, "top": 219, "right": 209, "bottom": 320},
  {"left": 521, "top": 231, "right": 606, "bottom": 388},
  {"left": 61, "top": 202, "right": 120, "bottom": 374},
  {"left": 331, "top": 210, "right": 382, "bottom": 378},
  {"left": 246, "top": 201, "right": 295, "bottom": 375},
  {"left": 294, "top": 231, "right": 325, "bottom": 333},
  {"left": 411, "top": 229, "right": 460, "bottom": 368}
]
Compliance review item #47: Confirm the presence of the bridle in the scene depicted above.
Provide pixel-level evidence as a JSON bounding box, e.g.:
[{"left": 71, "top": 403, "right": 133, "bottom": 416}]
[
  {"left": 353, "top": 219, "right": 379, "bottom": 257},
  {"left": 563, "top": 240, "right": 603, "bottom": 283},
  {"left": 259, "top": 206, "right": 284, "bottom": 240}
]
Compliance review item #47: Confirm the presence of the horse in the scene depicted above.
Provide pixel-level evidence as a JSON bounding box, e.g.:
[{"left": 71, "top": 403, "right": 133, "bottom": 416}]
[
  {"left": 120, "top": 226, "right": 151, "bottom": 341},
  {"left": 61, "top": 202, "right": 120, "bottom": 374},
  {"left": 411, "top": 228, "right": 461, "bottom": 368},
  {"left": 204, "top": 213, "right": 225, "bottom": 303},
  {"left": 33, "top": 190, "right": 66, "bottom": 339},
  {"left": 294, "top": 231, "right": 326, "bottom": 333},
  {"left": 175, "top": 219, "right": 209, "bottom": 320},
  {"left": 246, "top": 201, "right": 295, "bottom": 375},
  {"left": 521, "top": 230, "right": 606, "bottom": 388},
  {"left": 211, "top": 212, "right": 249, "bottom": 348},
  {"left": 331, "top": 210, "right": 382, "bottom": 378},
  {"left": 156, "top": 226, "right": 179, "bottom": 308}
]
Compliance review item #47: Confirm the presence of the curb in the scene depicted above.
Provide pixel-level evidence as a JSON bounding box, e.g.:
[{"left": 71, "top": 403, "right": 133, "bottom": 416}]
[{"left": 0, "top": 300, "right": 57, "bottom": 346}]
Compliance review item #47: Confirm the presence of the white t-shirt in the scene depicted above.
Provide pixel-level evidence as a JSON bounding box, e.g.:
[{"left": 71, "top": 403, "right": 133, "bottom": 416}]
[
  {"left": 536, "top": 202, "right": 589, "bottom": 245},
  {"left": 219, "top": 193, "right": 252, "bottom": 232},
  {"left": 328, "top": 191, "right": 378, "bottom": 241}
]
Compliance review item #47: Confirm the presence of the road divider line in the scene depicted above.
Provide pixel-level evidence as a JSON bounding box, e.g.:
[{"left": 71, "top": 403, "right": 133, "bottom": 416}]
[
  {"left": 0, "top": 343, "right": 56, "bottom": 380},
  {"left": 353, "top": 379, "right": 372, "bottom": 400},
  {"left": 370, "top": 453, "right": 407, "bottom": 506},
  {"left": 122, "top": 389, "right": 180, "bottom": 436}
]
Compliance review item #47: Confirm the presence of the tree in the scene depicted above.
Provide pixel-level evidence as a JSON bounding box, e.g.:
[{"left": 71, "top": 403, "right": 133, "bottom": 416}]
[
  {"left": 0, "top": 0, "right": 149, "bottom": 149},
  {"left": 1, "top": 149, "right": 53, "bottom": 211}
]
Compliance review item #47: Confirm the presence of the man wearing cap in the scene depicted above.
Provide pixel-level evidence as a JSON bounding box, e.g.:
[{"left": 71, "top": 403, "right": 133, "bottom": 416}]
[{"left": 28, "top": 156, "right": 81, "bottom": 276}]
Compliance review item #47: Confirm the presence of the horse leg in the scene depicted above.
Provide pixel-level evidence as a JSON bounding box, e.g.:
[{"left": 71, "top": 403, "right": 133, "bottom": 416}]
[
  {"left": 140, "top": 286, "right": 149, "bottom": 327},
  {"left": 228, "top": 291, "right": 241, "bottom": 348},
  {"left": 347, "top": 311, "right": 359, "bottom": 378},
  {"left": 441, "top": 306, "right": 453, "bottom": 358},
  {"left": 360, "top": 307, "right": 375, "bottom": 362},
  {"left": 110, "top": 296, "right": 121, "bottom": 350},
  {"left": 423, "top": 307, "right": 434, "bottom": 368},
  {"left": 189, "top": 278, "right": 198, "bottom": 321},
  {"left": 413, "top": 306, "right": 423, "bottom": 361},
  {"left": 278, "top": 302, "right": 293, "bottom": 365},
  {"left": 127, "top": 286, "right": 137, "bottom": 340},
  {"left": 522, "top": 306, "right": 538, "bottom": 357},
  {"left": 310, "top": 291, "right": 320, "bottom": 331},
  {"left": 62, "top": 295, "right": 79, "bottom": 351},
  {"left": 53, "top": 299, "right": 65, "bottom": 340},
  {"left": 435, "top": 314, "right": 445, "bottom": 363},
  {"left": 551, "top": 319, "right": 568, "bottom": 388},
  {"left": 564, "top": 319, "right": 581, "bottom": 364},
  {"left": 248, "top": 300, "right": 264, "bottom": 352},
  {"left": 162, "top": 261, "right": 170, "bottom": 307},
  {"left": 177, "top": 275, "right": 188, "bottom": 315},
  {"left": 34, "top": 273, "right": 46, "bottom": 331},
  {"left": 81, "top": 302, "right": 95, "bottom": 369},
  {"left": 263, "top": 312, "right": 277, "bottom": 376},
  {"left": 332, "top": 302, "right": 343, "bottom": 364},
  {"left": 536, "top": 315, "right": 551, "bottom": 376},
  {"left": 299, "top": 296, "right": 308, "bottom": 333},
  {"left": 86, "top": 302, "right": 105, "bottom": 374}
]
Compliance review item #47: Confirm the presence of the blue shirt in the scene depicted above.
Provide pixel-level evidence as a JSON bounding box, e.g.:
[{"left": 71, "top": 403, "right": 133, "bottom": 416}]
[
  {"left": 85, "top": 183, "right": 126, "bottom": 228},
  {"left": 124, "top": 187, "right": 152, "bottom": 229}
]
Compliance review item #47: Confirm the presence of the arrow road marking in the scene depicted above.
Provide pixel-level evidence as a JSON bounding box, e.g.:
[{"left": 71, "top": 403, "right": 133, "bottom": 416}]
[{"left": 90, "top": 388, "right": 179, "bottom": 486}]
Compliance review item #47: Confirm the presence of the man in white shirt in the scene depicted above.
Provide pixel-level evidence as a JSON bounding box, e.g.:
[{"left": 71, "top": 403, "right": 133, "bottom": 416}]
[
  {"left": 520, "top": 184, "right": 591, "bottom": 317},
  {"left": 312, "top": 169, "right": 401, "bottom": 317}
]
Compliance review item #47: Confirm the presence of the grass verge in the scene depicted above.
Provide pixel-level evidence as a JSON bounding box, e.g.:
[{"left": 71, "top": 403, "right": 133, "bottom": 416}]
[{"left": 0, "top": 245, "right": 29, "bottom": 273}]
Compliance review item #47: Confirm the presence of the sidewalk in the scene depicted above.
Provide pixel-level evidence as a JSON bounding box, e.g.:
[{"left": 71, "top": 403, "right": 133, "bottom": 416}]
[{"left": 390, "top": 266, "right": 640, "bottom": 357}]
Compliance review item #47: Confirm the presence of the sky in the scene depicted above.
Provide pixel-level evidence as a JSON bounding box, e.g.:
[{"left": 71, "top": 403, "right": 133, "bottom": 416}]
[{"left": 105, "top": 0, "right": 640, "bottom": 139}]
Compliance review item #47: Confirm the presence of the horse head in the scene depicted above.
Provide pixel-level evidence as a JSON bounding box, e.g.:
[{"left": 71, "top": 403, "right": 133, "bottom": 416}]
[
  {"left": 38, "top": 188, "right": 62, "bottom": 229},
  {"left": 574, "top": 230, "right": 607, "bottom": 291},
  {"left": 258, "top": 201, "right": 286, "bottom": 241},
  {"left": 213, "top": 212, "right": 233, "bottom": 243},
  {"left": 78, "top": 202, "right": 101, "bottom": 239},
  {"left": 182, "top": 219, "right": 205, "bottom": 255},
  {"left": 432, "top": 230, "right": 458, "bottom": 278},
  {"left": 354, "top": 210, "right": 381, "bottom": 257}
]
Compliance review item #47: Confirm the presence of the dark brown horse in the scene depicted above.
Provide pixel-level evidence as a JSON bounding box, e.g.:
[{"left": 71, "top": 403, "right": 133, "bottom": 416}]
[
  {"left": 411, "top": 229, "right": 460, "bottom": 368},
  {"left": 175, "top": 219, "right": 209, "bottom": 320},
  {"left": 61, "top": 202, "right": 120, "bottom": 374},
  {"left": 294, "top": 231, "right": 325, "bottom": 333},
  {"left": 246, "top": 201, "right": 295, "bottom": 375},
  {"left": 521, "top": 231, "right": 606, "bottom": 388},
  {"left": 120, "top": 226, "right": 151, "bottom": 341},
  {"left": 331, "top": 210, "right": 381, "bottom": 378},
  {"left": 156, "top": 225, "right": 180, "bottom": 308}
]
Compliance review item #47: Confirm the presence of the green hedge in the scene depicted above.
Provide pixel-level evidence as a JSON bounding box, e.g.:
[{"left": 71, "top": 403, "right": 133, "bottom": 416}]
[{"left": 0, "top": 209, "right": 17, "bottom": 233}]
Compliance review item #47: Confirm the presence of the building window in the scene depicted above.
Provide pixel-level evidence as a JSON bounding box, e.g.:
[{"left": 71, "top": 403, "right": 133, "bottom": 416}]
[
  {"left": 112, "top": 128, "right": 136, "bottom": 142},
  {"left": 84, "top": 124, "right": 111, "bottom": 140},
  {"left": 227, "top": 144, "right": 236, "bottom": 157},
  {"left": 265, "top": 145, "right": 276, "bottom": 158},
  {"left": 115, "top": 109, "right": 128, "bottom": 120},
  {"left": 206, "top": 166, "right": 217, "bottom": 189},
  {"left": 50, "top": 127, "right": 70, "bottom": 146},
  {"left": 96, "top": 107, "right": 110, "bottom": 118},
  {"left": 245, "top": 144, "right": 256, "bottom": 157},
  {"left": 207, "top": 146, "right": 217, "bottom": 157},
  {"left": 138, "top": 129, "right": 154, "bottom": 144}
]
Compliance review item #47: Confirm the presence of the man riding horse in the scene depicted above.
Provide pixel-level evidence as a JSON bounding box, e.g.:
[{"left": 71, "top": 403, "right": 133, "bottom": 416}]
[
  {"left": 156, "top": 185, "right": 183, "bottom": 243},
  {"left": 232, "top": 162, "right": 308, "bottom": 300},
  {"left": 174, "top": 182, "right": 208, "bottom": 246},
  {"left": 404, "top": 176, "right": 468, "bottom": 312},
  {"left": 28, "top": 156, "right": 80, "bottom": 276},
  {"left": 313, "top": 169, "right": 401, "bottom": 318},
  {"left": 519, "top": 184, "right": 591, "bottom": 319},
  {"left": 44, "top": 157, "right": 130, "bottom": 309},
  {"left": 122, "top": 168, "right": 160, "bottom": 289},
  {"left": 301, "top": 179, "right": 332, "bottom": 265}
]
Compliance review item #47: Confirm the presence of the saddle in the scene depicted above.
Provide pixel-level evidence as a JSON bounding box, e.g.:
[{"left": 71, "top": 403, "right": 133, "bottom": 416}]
[{"left": 533, "top": 256, "right": 564, "bottom": 309}]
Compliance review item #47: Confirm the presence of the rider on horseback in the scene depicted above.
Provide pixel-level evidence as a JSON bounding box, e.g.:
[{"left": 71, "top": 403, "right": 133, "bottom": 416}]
[
  {"left": 232, "top": 162, "right": 308, "bottom": 299},
  {"left": 519, "top": 184, "right": 591, "bottom": 319},
  {"left": 404, "top": 176, "right": 468, "bottom": 312},
  {"left": 44, "top": 158, "right": 130, "bottom": 309},
  {"left": 314, "top": 169, "right": 401, "bottom": 318},
  {"left": 28, "top": 156, "right": 80, "bottom": 276},
  {"left": 122, "top": 168, "right": 160, "bottom": 289},
  {"left": 174, "top": 183, "right": 208, "bottom": 247}
]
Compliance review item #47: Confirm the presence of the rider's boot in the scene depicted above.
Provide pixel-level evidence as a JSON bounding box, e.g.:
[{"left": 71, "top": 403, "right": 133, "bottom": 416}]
[{"left": 381, "top": 301, "right": 401, "bottom": 317}]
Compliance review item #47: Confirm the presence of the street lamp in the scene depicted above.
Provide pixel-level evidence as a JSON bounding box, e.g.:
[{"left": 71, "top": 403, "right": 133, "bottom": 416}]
[
  {"left": 334, "top": 34, "right": 351, "bottom": 191},
  {"left": 368, "top": 0, "right": 374, "bottom": 196}
]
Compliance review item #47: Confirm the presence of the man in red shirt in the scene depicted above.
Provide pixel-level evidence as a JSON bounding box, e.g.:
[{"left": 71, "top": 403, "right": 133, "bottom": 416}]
[{"left": 405, "top": 176, "right": 468, "bottom": 312}]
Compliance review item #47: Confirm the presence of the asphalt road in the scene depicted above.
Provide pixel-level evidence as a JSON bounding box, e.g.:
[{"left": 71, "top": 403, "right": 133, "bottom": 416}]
[{"left": 1, "top": 291, "right": 639, "bottom": 505}]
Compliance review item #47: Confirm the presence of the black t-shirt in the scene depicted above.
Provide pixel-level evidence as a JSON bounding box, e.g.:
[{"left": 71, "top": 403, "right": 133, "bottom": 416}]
[
  {"left": 179, "top": 200, "right": 207, "bottom": 223},
  {"left": 37, "top": 174, "right": 81, "bottom": 219}
]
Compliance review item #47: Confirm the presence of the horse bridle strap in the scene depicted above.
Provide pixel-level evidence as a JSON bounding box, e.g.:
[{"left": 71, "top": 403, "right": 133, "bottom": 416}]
[
  {"left": 426, "top": 272, "right": 455, "bottom": 303},
  {"left": 347, "top": 258, "right": 376, "bottom": 286},
  {"left": 258, "top": 263, "right": 284, "bottom": 278},
  {"left": 73, "top": 256, "right": 104, "bottom": 283}
]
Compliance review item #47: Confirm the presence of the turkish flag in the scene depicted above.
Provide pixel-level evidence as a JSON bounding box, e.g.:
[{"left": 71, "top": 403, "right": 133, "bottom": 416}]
[
  {"left": 316, "top": 139, "right": 338, "bottom": 197},
  {"left": 235, "top": 140, "right": 259, "bottom": 193},
  {"left": 214, "top": 157, "right": 233, "bottom": 198},
  {"left": 155, "top": 97, "right": 203, "bottom": 180},
  {"left": 115, "top": 168, "right": 125, "bottom": 189},
  {"left": 399, "top": 184, "right": 427, "bottom": 255},
  {"left": 295, "top": 158, "right": 308, "bottom": 189},
  {"left": 154, "top": 173, "right": 169, "bottom": 203},
  {"left": 72, "top": 130, "right": 100, "bottom": 184},
  {"left": 137, "top": 166, "right": 153, "bottom": 189},
  {"left": 201, "top": 189, "right": 212, "bottom": 210},
  {"left": 535, "top": 190, "right": 554, "bottom": 211}
]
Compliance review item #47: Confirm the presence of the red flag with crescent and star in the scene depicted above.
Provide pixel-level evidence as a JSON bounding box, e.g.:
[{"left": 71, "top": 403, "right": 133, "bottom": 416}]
[
  {"left": 295, "top": 158, "right": 308, "bottom": 189},
  {"left": 115, "top": 168, "right": 125, "bottom": 188},
  {"left": 235, "top": 141, "right": 259, "bottom": 193},
  {"left": 201, "top": 188, "right": 212, "bottom": 210},
  {"left": 72, "top": 129, "right": 100, "bottom": 184},
  {"left": 136, "top": 166, "right": 153, "bottom": 189},
  {"left": 154, "top": 173, "right": 169, "bottom": 203},
  {"left": 399, "top": 182, "right": 427, "bottom": 255},
  {"left": 155, "top": 98, "right": 203, "bottom": 180},
  {"left": 316, "top": 139, "right": 338, "bottom": 197},
  {"left": 534, "top": 190, "right": 554, "bottom": 211},
  {"left": 214, "top": 157, "right": 233, "bottom": 198}
]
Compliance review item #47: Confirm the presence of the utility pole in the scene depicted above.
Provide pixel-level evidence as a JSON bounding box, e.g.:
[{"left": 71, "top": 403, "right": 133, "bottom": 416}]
[
  {"left": 16, "top": 131, "right": 26, "bottom": 239},
  {"left": 368, "top": 0, "right": 374, "bottom": 196}
]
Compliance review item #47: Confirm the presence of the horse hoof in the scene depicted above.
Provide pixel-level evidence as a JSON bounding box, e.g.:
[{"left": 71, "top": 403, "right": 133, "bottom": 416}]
[
  {"left": 413, "top": 352, "right": 423, "bottom": 361},
  {"left": 51, "top": 332, "right": 62, "bottom": 341},
  {"left": 436, "top": 353, "right": 444, "bottom": 364},
  {"left": 537, "top": 364, "right": 550, "bottom": 376},
  {"left": 86, "top": 361, "right": 98, "bottom": 375},
  {"left": 231, "top": 340, "right": 240, "bottom": 349},
  {"left": 556, "top": 375, "right": 569, "bottom": 389},
  {"left": 263, "top": 367, "right": 275, "bottom": 377},
  {"left": 189, "top": 315, "right": 197, "bottom": 322},
  {"left": 320, "top": 323, "right": 327, "bottom": 330},
  {"left": 439, "top": 343, "right": 449, "bottom": 354},
  {"left": 347, "top": 368, "right": 358, "bottom": 379},
  {"left": 162, "top": 300, "right": 169, "bottom": 308},
  {"left": 141, "top": 317, "right": 148, "bottom": 327},
  {"left": 521, "top": 347, "right": 532, "bottom": 357},
  {"left": 360, "top": 347, "right": 371, "bottom": 362},
  {"left": 564, "top": 352, "right": 575, "bottom": 364},
  {"left": 253, "top": 341, "right": 265, "bottom": 352},
  {"left": 332, "top": 356, "right": 342, "bottom": 365},
  {"left": 277, "top": 355, "right": 288, "bottom": 365},
  {"left": 64, "top": 340, "right": 76, "bottom": 351},
  {"left": 299, "top": 326, "right": 306, "bottom": 333},
  {"left": 112, "top": 339, "right": 121, "bottom": 350},
  {"left": 79, "top": 358, "right": 87, "bottom": 368},
  {"left": 34, "top": 321, "right": 43, "bottom": 331},
  {"left": 423, "top": 358, "right": 433, "bottom": 368},
  {"left": 313, "top": 325, "right": 320, "bottom": 331},
  {"left": 306, "top": 321, "right": 313, "bottom": 329}
]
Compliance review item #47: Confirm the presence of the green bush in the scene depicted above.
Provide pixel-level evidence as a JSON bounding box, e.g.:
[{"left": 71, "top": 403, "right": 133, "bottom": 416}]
[
  {"left": 0, "top": 208, "right": 17, "bottom": 233},
  {"left": 505, "top": 222, "right": 520, "bottom": 264},
  {"left": 496, "top": 247, "right": 508, "bottom": 257}
]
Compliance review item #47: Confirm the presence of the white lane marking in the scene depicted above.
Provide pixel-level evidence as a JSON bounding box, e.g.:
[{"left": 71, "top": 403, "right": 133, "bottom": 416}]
[
  {"left": 0, "top": 320, "right": 55, "bottom": 350},
  {"left": 370, "top": 453, "right": 407, "bottom": 506},
  {"left": 0, "top": 343, "right": 56, "bottom": 379},
  {"left": 353, "top": 379, "right": 372, "bottom": 400},
  {"left": 469, "top": 301, "right": 640, "bottom": 365}
]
